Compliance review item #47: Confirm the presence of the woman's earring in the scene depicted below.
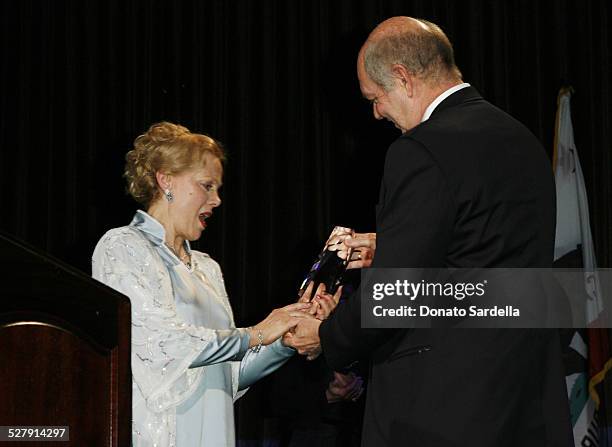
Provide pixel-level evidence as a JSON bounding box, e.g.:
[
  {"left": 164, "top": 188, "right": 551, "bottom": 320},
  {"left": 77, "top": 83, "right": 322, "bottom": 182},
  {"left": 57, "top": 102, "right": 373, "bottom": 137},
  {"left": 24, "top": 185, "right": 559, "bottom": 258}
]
[{"left": 164, "top": 189, "right": 174, "bottom": 203}]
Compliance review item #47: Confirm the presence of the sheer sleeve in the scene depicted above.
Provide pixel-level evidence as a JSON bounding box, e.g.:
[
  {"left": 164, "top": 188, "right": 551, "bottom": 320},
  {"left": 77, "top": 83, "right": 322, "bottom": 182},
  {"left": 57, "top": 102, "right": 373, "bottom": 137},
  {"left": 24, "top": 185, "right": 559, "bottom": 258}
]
[{"left": 92, "top": 228, "right": 218, "bottom": 413}]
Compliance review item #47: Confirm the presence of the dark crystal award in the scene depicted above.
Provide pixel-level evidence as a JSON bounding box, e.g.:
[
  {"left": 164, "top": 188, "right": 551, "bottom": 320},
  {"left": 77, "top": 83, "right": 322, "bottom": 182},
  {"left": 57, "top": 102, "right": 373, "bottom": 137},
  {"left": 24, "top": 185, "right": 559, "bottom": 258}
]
[{"left": 298, "top": 227, "right": 354, "bottom": 296}]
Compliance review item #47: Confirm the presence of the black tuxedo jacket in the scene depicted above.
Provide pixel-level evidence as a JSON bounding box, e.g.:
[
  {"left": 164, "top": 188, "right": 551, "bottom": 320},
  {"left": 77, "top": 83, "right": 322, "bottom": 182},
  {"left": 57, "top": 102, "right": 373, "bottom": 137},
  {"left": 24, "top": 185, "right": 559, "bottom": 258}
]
[{"left": 319, "top": 87, "right": 573, "bottom": 446}]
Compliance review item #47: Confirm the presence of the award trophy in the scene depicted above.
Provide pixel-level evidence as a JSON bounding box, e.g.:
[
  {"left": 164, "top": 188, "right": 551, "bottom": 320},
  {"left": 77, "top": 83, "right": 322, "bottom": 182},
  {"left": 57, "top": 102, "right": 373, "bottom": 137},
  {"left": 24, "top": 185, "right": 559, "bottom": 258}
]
[{"left": 298, "top": 226, "right": 354, "bottom": 297}]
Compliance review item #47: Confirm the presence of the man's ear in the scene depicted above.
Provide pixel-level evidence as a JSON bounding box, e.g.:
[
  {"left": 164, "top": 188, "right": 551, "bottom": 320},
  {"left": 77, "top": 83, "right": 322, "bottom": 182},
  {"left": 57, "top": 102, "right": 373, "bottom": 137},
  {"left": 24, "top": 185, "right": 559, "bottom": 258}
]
[
  {"left": 155, "top": 171, "right": 172, "bottom": 191},
  {"left": 390, "top": 64, "right": 414, "bottom": 97}
]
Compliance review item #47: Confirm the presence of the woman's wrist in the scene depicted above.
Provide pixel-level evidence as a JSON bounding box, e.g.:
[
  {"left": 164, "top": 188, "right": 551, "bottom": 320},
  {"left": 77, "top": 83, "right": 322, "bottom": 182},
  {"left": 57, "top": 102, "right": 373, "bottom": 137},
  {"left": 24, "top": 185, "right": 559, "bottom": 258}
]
[{"left": 248, "top": 327, "right": 264, "bottom": 352}]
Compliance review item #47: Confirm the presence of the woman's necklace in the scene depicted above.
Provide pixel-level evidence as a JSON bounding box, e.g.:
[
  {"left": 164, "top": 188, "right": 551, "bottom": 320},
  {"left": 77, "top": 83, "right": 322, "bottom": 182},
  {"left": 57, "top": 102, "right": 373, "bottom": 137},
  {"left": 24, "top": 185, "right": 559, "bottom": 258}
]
[{"left": 167, "top": 244, "right": 192, "bottom": 269}]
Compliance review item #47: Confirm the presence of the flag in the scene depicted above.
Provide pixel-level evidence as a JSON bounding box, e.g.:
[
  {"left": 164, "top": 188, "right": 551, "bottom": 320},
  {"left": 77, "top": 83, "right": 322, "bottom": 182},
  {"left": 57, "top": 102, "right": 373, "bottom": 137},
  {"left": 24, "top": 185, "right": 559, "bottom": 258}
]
[{"left": 553, "top": 87, "right": 610, "bottom": 446}]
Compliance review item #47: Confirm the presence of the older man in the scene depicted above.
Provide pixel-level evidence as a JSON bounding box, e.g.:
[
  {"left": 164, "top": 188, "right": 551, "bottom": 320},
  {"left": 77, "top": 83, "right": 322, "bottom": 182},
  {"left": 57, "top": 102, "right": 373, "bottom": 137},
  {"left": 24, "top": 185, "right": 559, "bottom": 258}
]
[{"left": 285, "top": 17, "right": 572, "bottom": 446}]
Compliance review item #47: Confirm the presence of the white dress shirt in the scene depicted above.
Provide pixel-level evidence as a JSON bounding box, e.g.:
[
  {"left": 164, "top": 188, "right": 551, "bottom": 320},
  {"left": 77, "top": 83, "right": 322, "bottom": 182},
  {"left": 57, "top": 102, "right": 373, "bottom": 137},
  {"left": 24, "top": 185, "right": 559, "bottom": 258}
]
[{"left": 421, "top": 82, "right": 471, "bottom": 122}]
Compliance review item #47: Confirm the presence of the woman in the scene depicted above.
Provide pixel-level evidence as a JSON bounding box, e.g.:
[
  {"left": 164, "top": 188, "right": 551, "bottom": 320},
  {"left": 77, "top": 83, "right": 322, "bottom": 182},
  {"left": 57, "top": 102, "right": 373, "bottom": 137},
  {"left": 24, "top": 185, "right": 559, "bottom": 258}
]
[{"left": 92, "top": 122, "right": 313, "bottom": 446}]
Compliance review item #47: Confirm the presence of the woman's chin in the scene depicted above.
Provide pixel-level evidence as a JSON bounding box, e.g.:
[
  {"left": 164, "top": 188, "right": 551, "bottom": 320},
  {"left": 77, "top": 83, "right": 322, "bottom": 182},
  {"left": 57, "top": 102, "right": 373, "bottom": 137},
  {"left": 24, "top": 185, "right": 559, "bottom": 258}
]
[{"left": 187, "top": 228, "right": 204, "bottom": 241}]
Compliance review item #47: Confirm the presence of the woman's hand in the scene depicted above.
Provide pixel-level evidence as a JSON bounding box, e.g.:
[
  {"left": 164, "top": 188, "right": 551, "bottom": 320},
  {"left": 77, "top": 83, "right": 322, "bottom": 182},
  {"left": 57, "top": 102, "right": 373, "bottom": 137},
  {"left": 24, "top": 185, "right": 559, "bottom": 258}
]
[{"left": 249, "top": 302, "right": 311, "bottom": 347}]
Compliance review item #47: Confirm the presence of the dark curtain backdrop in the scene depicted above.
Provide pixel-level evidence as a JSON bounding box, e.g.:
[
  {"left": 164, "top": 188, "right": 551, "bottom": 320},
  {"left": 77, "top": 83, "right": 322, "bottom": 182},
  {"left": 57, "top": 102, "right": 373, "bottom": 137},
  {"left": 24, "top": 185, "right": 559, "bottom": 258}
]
[{"left": 1, "top": 0, "right": 611, "bottom": 442}]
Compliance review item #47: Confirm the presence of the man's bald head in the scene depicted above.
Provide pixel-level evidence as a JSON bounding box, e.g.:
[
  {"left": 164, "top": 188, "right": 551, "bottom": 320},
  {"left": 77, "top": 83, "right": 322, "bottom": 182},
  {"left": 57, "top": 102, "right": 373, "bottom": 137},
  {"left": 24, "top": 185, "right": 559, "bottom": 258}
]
[{"left": 360, "top": 16, "right": 462, "bottom": 91}]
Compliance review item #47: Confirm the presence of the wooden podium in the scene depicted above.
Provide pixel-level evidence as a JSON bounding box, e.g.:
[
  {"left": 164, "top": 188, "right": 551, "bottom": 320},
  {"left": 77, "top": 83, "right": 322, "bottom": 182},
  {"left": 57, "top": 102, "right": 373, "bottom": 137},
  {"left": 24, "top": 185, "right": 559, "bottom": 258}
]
[{"left": 0, "top": 232, "right": 131, "bottom": 446}]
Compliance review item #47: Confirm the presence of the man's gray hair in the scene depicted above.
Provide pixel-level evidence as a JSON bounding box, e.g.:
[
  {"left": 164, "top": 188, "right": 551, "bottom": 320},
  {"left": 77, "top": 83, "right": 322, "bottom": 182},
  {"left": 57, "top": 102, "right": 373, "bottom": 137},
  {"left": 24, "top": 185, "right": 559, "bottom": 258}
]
[{"left": 364, "top": 19, "right": 462, "bottom": 91}]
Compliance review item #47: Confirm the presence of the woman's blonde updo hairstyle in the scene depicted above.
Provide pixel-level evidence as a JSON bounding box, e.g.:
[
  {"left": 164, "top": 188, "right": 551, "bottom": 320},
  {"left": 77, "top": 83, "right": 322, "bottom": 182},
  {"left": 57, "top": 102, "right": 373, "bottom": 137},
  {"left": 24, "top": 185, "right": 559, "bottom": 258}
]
[{"left": 124, "top": 121, "right": 225, "bottom": 207}]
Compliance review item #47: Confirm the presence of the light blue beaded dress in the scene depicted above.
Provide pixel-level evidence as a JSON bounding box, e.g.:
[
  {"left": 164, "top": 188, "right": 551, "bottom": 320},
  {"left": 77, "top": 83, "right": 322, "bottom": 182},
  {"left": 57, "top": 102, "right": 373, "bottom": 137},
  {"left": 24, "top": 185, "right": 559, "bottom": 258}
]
[{"left": 93, "top": 211, "right": 294, "bottom": 446}]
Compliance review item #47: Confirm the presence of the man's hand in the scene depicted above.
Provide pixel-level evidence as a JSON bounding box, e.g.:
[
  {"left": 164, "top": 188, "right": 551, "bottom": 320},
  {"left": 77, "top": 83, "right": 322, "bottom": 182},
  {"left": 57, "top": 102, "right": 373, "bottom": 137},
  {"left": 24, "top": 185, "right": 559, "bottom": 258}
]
[
  {"left": 312, "top": 285, "right": 342, "bottom": 320},
  {"left": 326, "top": 372, "right": 364, "bottom": 403},
  {"left": 298, "top": 281, "right": 342, "bottom": 320},
  {"left": 327, "top": 232, "right": 377, "bottom": 269},
  {"left": 282, "top": 314, "right": 322, "bottom": 358}
]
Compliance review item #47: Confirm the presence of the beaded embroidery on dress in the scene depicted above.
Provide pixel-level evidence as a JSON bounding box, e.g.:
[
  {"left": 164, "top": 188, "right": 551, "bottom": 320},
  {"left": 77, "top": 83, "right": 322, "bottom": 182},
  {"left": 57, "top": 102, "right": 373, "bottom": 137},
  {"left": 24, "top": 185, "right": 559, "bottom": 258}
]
[{"left": 92, "top": 224, "right": 243, "bottom": 446}]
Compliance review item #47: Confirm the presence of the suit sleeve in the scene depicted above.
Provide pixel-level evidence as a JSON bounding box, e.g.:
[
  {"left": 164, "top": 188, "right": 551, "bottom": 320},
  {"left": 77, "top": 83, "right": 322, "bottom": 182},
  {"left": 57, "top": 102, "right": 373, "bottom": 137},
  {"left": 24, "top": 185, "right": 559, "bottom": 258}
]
[{"left": 320, "top": 137, "right": 455, "bottom": 369}]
